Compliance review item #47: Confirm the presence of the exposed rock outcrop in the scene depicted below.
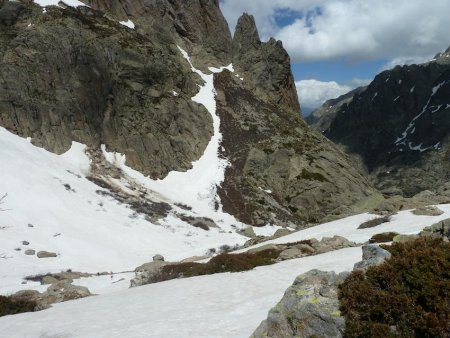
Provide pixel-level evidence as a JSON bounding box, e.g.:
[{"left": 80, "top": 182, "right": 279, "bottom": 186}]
[
  {"left": 231, "top": 14, "right": 301, "bottom": 117},
  {"left": 0, "top": 1, "right": 213, "bottom": 179},
  {"left": 251, "top": 270, "right": 348, "bottom": 338},
  {"left": 11, "top": 280, "right": 91, "bottom": 310},
  {"left": 215, "top": 69, "right": 378, "bottom": 226},
  {"left": 83, "top": 0, "right": 232, "bottom": 69}
]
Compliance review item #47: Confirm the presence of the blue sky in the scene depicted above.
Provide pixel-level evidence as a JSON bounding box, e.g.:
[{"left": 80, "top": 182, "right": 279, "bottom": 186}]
[{"left": 220, "top": 0, "right": 450, "bottom": 113}]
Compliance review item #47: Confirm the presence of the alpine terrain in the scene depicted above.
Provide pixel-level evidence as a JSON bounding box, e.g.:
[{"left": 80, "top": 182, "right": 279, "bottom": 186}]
[{"left": 0, "top": 1, "right": 449, "bottom": 337}]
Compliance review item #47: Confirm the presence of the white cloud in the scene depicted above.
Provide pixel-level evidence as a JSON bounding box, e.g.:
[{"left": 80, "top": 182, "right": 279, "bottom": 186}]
[
  {"left": 379, "top": 55, "right": 434, "bottom": 71},
  {"left": 220, "top": 0, "right": 450, "bottom": 63},
  {"left": 295, "top": 78, "right": 369, "bottom": 111}
]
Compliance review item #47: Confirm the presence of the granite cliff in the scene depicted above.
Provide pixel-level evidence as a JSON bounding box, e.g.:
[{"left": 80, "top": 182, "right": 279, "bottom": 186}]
[{"left": 0, "top": 0, "right": 378, "bottom": 226}]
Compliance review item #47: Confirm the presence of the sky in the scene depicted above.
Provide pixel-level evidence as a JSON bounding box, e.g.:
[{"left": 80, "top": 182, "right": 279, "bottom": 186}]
[{"left": 220, "top": 0, "right": 450, "bottom": 114}]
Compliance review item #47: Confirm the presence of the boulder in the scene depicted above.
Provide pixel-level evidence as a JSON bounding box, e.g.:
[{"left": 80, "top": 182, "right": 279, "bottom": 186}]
[
  {"left": 353, "top": 244, "right": 391, "bottom": 271},
  {"left": 242, "top": 226, "right": 256, "bottom": 238},
  {"left": 247, "top": 244, "right": 284, "bottom": 255},
  {"left": 36, "top": 251, "right": 57, "bottom": 258},
  {"left": 393, "top": 234, "right": 420, "bottom": 243},
  {"left": 153, "top": 254, "right": 165, "bottom": 262},
  {"left": 251, "top": 270, "right": 348, "bottom": 338},
  {"left": 24, "top": 249, "right": 35, "bottom": 255},
  {"left": 271, "top": 228, "right": 292, "bottom": 239},
  {"left": 279, "top": 247, "right": 303, "bottom": 260},
  {"left": 411, "top": 206, "right": 444, "bottom": 216},
  {"left": 420, "top": 218, "right": 450, "bottom": 240}
]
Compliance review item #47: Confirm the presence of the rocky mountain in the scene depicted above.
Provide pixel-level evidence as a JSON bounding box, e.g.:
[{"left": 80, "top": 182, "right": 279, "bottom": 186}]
[
  {"left": 309, "top": 48, "right": 450, "bottom": 196},
  {"left": 306, "top": 86, "right": 366, "bottom": 132},
  {"left": 0, "top": 0, "right": 379, "bottom": 227}
]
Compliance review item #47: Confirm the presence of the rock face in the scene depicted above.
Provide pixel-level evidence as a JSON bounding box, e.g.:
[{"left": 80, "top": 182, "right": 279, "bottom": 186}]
[
  {"left": 231, "top": 14, "right": 301, "bottom": 117},
  {"left": 83, "top": 0, "right": 232, "bottom": 69},
  {"left": 0, "top": 1, "right": 379, "bottom": 226},
  {"left": 315, "top": 48, "right": 450, "bottom": 196},
  {"left": 215, "top": 69, "right": 378, "bottom": 226},
  {"left": 251, "top": 270, "right": 348, "bottom": 338},
  {"left": 0, "top": 1, "right": 213, "bottom": 179}
]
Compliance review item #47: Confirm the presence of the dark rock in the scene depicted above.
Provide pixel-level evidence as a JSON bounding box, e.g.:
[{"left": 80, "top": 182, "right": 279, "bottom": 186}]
[
  {"left": 24, "top": 249, "right": 35, "bottom": 255},
  {"left": 307, "top": 86, "right": 367, "bottom": 132},
  {"left": 36, "top": 251, "right": 57, "bottom": 258},
  {"left": 0, "top": 1, "right": 24, "bottom": 26},
  {"left": 321, "top": 47, "right": 450, "bottom": 196}
]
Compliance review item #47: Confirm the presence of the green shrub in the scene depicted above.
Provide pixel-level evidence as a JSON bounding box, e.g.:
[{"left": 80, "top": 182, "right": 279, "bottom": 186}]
[
  {"left": 0, "top": 295, "right": 36, "bottom": 317},
  {"left": 339, "top": 237, "right": 450, "bottom": 337}
]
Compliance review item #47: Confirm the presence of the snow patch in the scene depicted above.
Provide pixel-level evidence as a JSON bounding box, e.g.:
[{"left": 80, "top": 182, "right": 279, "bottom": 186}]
[
  {"left": 119, "top": 19, "right": 135, "bottom": 29},
  {"left": 33, "top": 0, "right": 87, "bottom": 8}
]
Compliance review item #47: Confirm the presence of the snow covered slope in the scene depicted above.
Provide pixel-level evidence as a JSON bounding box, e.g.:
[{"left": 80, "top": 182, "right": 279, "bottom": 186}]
[
  {"left": 0, "top": 126, "right": 247, "bottom": 295},
  {"left": 0, "top": 248, "right": 360, "bottom": 338}
]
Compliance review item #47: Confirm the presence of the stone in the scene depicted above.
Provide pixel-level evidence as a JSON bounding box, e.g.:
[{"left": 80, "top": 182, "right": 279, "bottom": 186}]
[
  {"left": 37, "top": 251, "right": 57, "bottom": 258},
  {"left": 353, "top": 245, "right": 391, "bottom": 271},
  {"left": 420, "top": 218, "right": 450, "bottom": 240},
  {"left": 24, "top": 249, "right": 35, "bottom": 255},
  {"left": 42, "top": 276, "right": 60, "bottom": 285},
  {"left": 271, "top": 228, "right": 291, "bottom": 239},
  {"left": 22, "top": 241, "right": 30, "bottom": 245},
  {"left": 247, "top": 244, "right": 284, "bottom": 255},
  {"left": 251, "top": 270, "right": 348, "bottom": 338},
  {"left": 131, "top": 261, "right": 175, "bottom": 287},
  {"left": 411, "top": 206, "right": 444, "bottom": 216},
  {"left": 294, "top": 243, "right": 316, "bottom": 255},
  {"left": 393, "top": 234, "right": 420, "bottom": 243},
  {"left": 279, "top": 247, "right": 303, "bottom": 260},
  {"left": 10, "top": 281, "right": 91, "bottom": 310},
  {"left": 153, "top": 254, "right": 165, "bottom": 262},
  {"left": 242, "top": 226, "right": 256, "bottom": 238}
]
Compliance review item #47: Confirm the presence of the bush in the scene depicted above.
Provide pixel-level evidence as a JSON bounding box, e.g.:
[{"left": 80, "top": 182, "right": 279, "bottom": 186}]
[
  {"left": 358, "top": 215, "right": 391, "bottom": 229},
  {"left": 0, "top": 295, "right": 36, "bottom": 317},
  {"left": 157, "top": 249, "right": 281, "bottom": 283},
  {"left": 369, "top": 232, "right": 399, "bottom": 243},
  {"left": 339, "top": 237, "right": 450, "bottom": 337}
]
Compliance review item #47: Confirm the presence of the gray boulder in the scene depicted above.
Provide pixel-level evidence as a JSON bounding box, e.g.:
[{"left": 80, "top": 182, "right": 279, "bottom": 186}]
[
  {"left": 411, "top": 205, "right": 444, "bottom": 216},
  {"left": 24, "top": 249, "right": 35, "bottom": 255},
  {"left": 36, "top": 251, "right": 57, "bottom": 258},
  {"left": 251, "top": 270, "right": 348, "bottom": 338},
  {"left": 353, "top": 244, "right": 391, "bottom": 271},
  {"left": 420, "top": 218, "right": 450, "bottom": 240},
  {"left": 153, "top": 254, "right": 165, "bottom": 262}
]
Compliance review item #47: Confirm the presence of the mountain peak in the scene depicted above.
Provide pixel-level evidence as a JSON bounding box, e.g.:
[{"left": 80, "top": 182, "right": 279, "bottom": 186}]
[{"left": 233, "top": 13, "right": 261, "bottom": 50}]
